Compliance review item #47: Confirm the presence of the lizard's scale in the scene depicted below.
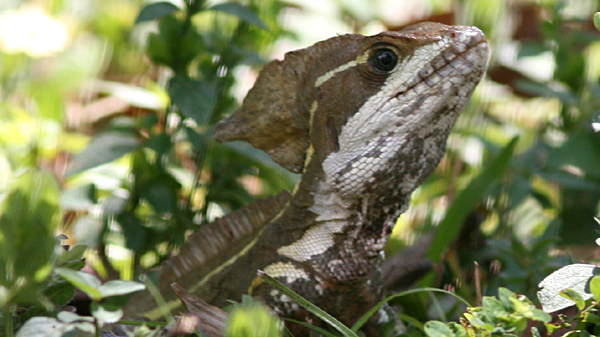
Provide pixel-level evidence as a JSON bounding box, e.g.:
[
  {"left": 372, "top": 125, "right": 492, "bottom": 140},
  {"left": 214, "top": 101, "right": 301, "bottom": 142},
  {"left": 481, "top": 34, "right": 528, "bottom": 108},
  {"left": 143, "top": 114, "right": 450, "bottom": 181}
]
[{"left": 126, "top": 22, "right": 488, "bottom": 336}]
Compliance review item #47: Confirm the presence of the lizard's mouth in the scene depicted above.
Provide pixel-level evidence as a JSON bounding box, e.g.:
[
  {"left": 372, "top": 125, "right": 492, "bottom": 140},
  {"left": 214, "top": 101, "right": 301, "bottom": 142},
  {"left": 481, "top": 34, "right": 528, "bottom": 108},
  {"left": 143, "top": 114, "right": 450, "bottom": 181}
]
[{"left": 391, "top": 30, "right": 489, "bottom": 102}]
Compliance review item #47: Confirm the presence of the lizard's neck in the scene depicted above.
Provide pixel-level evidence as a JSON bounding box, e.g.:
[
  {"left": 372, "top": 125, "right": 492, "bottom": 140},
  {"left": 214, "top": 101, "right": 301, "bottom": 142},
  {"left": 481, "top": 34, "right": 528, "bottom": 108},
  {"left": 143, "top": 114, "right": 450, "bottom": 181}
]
[{"left": 270, "top": 123, "right": 452, "bottom": 284}]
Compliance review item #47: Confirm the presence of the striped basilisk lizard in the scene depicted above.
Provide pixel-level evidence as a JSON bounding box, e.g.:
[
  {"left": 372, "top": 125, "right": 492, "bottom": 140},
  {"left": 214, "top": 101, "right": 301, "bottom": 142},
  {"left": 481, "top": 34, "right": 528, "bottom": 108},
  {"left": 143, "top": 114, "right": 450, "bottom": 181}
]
[{"left": 125, "top": 22, "right": 489, "bottom": 335}]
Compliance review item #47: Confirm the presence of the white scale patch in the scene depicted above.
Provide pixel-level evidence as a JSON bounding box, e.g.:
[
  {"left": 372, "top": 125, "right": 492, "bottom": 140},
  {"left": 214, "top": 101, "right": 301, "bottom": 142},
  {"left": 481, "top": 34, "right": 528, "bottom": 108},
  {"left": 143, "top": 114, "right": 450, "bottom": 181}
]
[
  {"left": 278, "top": 181, "right": 353, "bottom": 261},
  {"left": 263, "top": 261, "right": 310, "bottom": 283}
]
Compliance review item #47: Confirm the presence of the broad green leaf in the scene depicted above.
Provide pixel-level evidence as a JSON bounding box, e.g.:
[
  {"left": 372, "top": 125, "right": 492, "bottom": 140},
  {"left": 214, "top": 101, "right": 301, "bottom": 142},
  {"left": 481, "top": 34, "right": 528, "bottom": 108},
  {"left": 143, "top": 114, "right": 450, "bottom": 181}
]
[
  {"left": 590, "top": 276, "right": 600, "bottom": 301},
  {"left": 259, "top": 271, "right": 359, "bottom": 337},
  {"left": 583, "top": 312, "right": 600, "bottom": 324},
  {"left": 482, "top": 297, "right": 508, "bottom": 322},
  {"left": 135, "top": 2, "right": 180, "bottom": 24},
  {"left": 560, "top": 288, "right": 585, "bottom": 310},
  {"left": 99, "top": 280, "right": 145, "bottom": 298},
  {"left": 427, "top": 137, "right": 518, "bottom": 262},
  {"left": 16, "top": 316, "right": 94, "bottom": 337},
  {"left": 538, "top": 264, "right": 600, "bottom": 312},
  {"left": 168, "top": 76, "right": 217, "bottom": 125},
  {"left": 498, "top": 287, "right": 516, "bottom": 312},
  {"left": 424, "top": 321, "right": 455, "bottom": 337},
  {"left": 209, "top": 2, "right": 268, "bottom": 30},
  {"left": 57, "top": 311, "right": 95, "bottom": 323},
  {"left": 66, "top": 131, "right": 141, "bottom": 176},
  {"left": 55, "top": 268, "right": 102, "bottom": 301},
  {"left": 594, "top": 12, "right": 600, "bottom": 32},
  {"left": 91, "top": 301, "right": 124, "bottom": 326},
  {"left": 528, "top": 308, "right": 552, "bottom": 323},
  {"left": 57, "top": 245, "right": 87, "bottom": 267}
]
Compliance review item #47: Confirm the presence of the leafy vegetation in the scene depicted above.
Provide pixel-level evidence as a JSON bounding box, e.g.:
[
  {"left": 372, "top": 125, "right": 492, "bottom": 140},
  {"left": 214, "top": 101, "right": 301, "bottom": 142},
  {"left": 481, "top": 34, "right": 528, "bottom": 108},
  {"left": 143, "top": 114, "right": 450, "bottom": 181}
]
[{"left": 3, "top": 0, "right": 600, "bottom": 336}]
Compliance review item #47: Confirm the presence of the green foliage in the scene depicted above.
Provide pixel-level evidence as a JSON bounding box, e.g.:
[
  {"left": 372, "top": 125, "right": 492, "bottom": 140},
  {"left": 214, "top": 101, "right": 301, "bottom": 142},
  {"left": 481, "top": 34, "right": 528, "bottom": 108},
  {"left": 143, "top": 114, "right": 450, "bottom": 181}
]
[
  {"left": 0, "top": 171, "right": 60, "bottom": 308},
  {"left": 61, "top": 0, "right": 291, "bottom": 274},
  {"left": 427, "top": 137, "right": 519, "bottom": 263},
  {"left": 226, "top": 297, "right": 283, "bottom": 337},
  {"left": 425, "top": 288, "right": 550, "bottom": 337}
]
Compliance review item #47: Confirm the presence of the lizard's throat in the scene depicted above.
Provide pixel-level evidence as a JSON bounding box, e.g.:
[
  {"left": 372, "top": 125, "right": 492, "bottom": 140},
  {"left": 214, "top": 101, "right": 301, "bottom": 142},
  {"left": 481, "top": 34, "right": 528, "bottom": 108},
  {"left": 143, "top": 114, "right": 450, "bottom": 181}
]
[{"left": 277, "top": 174, "right": 412, "bottom": 284}]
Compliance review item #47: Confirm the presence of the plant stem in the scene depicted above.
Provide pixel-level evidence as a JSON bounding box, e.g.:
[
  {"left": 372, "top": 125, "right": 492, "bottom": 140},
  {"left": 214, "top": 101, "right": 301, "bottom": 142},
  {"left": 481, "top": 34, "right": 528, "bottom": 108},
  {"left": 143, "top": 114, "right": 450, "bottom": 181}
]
[{"left": 4, "top": 305, "right": 14, "bottom": 337}]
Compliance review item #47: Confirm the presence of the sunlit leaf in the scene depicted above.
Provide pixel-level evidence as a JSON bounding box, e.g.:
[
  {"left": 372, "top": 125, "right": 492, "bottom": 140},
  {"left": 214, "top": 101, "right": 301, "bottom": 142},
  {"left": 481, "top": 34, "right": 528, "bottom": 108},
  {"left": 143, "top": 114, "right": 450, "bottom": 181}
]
[
  {"left": 99, "top": 280, "right": 145, "bottom": 298},
  {"left": 91, "top": 301, "right": 123, "bottom": 326},
  {"left": 424, "top": 321, "right": 455, "bottom": 337},
  {"left": 590, "top": 276, "right": 600, "bottom": 301},
  {"left": 538, "top": 264, "right": 600, "bottom": 312},
  {"left": 16, "top": 316, "right": 96, "bottom": 337},
  {"left": 560, "top": 288, "right": 586, "bottom": 310},
  {"left": 55, "top": 268, "right": 101, "bottom": 301}
]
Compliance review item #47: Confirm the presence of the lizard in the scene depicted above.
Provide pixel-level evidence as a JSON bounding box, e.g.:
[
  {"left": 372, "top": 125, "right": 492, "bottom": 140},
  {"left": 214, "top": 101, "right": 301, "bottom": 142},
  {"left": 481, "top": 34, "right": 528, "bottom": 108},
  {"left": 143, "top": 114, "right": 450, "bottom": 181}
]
[{"left": 125, "top": 21, "right": 489, "bottom": 336}]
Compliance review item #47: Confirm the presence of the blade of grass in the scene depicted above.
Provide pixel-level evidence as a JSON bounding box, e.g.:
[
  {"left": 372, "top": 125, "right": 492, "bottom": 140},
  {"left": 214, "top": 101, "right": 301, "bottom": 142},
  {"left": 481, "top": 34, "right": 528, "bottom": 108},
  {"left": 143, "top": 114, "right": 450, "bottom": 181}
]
[
  {"left": 259, "top": 271, "right": 358, "bottom": 337},
  {"left": 351, "top": 287, "right": 471, "bottom": 332},
  {"left": 285, "top": 319, "right": 339, "bottom": 337},
  {"left": 427, "top": 137, "right": 519, "bottom": 262}
]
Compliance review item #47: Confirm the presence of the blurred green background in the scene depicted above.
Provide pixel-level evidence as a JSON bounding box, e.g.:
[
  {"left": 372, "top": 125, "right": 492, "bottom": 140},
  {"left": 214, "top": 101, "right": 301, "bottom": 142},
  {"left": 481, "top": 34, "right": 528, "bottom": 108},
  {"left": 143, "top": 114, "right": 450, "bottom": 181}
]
[{"left": 2, "top": 0, "right": 600, "bottom": 330}]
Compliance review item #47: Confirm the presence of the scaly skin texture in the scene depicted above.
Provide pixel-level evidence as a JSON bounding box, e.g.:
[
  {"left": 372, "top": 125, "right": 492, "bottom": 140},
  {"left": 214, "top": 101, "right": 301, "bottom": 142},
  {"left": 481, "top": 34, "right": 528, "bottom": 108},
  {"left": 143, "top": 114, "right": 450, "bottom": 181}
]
[{"left": 125, "top": 22, "right": 489, "bottom": 336}]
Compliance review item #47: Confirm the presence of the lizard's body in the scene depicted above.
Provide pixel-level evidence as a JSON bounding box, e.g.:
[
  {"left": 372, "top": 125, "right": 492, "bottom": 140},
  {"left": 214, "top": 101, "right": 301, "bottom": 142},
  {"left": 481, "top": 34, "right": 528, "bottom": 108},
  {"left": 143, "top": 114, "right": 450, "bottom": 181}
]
[{"left": 126, "top": 22, "right": 488, "bottom": 336}]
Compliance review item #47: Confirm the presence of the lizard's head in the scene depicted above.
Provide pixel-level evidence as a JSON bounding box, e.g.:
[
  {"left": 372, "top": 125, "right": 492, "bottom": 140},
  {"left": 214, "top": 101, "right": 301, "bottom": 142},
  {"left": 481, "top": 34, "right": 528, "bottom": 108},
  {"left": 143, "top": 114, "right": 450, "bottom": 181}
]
[{"left": 215, "top": 22, "right": 488, "bottom": 199}]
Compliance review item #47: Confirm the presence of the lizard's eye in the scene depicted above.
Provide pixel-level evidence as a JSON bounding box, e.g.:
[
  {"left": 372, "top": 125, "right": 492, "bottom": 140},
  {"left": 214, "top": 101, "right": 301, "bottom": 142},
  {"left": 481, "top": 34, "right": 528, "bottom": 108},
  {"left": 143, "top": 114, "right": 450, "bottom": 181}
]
[{"left": 368, "top": 48, "right": 398, "bottom": 72}]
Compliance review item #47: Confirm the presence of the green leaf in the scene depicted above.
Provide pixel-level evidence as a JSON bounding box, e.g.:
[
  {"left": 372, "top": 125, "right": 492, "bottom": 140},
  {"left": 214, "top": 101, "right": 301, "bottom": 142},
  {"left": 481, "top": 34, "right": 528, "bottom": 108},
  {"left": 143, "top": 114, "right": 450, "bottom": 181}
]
[
  {"left": 55, "top": 268, "right": 102, "bottom": 301},
  {"left": 135, "top": 2, "right": 180, "bottom": 24},
  {"left": 427, "top": 137, "right": 519, "bottom": 262},
  {"left": 209, "top": 2, "right": 268, "bottom": 30},
  {"left": 99, "top": 280, "right": 145, "bottom": 298},
  {"left": 168, "top": 75, "right": 217, "bottom": 125},
  {"left": 591, "top": 276, "right": 600, "bottom": 301},
  {"left": 91, "top": 301, "right": 124, "bottom": 326},
  {"left": 583, "top": 312, "right": 600, "bottom": 324},
  {"left": 57, "top": 311, "right": 95, "bottom": 323},
  {"left": 498, "top": 287, "right": 516, "bottom": 312},
  {"left": 424, "top": 321, "right": 455, "bottom": 337},
  {"left": 16, "top": 316, "right": 96, "bottom": 337},
  {"left": 538, "top": 264, "right": 600, "bottom": 312},
  {"left": 560, "top": 288, "right": 585, "bottom": 310},
  {"left": 594, "top": 12, "right": 600, "bottom": 32},
  {"left": 66, "top": 131, "right": 141, "bottom": 176},
  {"left": 259, "top": 271, "right": 359, "bottom": 337},
  {"left": 226, "top": 300, "right": 283, "bottom": 337}
]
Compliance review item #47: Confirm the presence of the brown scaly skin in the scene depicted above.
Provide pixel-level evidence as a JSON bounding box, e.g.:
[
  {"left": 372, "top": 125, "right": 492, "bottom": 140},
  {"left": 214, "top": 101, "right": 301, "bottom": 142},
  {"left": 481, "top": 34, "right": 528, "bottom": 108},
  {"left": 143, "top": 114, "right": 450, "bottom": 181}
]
[{"left": 126, "top": 22, "right": 488, "bottom": 336}]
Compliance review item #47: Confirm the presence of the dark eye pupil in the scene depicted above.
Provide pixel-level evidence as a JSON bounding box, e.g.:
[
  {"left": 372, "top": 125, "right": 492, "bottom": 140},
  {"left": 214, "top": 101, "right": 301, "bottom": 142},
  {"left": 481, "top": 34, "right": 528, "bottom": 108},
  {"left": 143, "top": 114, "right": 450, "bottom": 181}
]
[{"left": 369, "top": 49, "right": 398, "bottom": 72}]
